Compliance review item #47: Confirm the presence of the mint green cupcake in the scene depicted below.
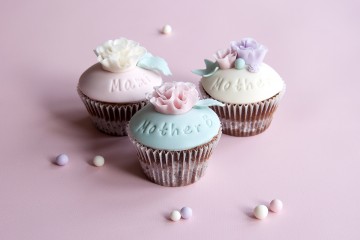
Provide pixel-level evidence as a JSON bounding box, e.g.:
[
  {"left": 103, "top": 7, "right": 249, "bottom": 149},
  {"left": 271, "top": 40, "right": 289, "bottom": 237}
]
[{"left": 127, "top": 82, "right": 223, "bottom": 187}]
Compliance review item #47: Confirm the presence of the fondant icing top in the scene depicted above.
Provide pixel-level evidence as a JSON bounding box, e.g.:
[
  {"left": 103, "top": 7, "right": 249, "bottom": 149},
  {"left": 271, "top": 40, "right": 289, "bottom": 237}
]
[
  {"left": 128, "top": 104, "right": 221, "bottom": 151},
  {"left": 78, "top": 63, "right": 162, "bottom": 103},
  {"left": 201, "top": 63, "right": 284, "bottom": 104}
]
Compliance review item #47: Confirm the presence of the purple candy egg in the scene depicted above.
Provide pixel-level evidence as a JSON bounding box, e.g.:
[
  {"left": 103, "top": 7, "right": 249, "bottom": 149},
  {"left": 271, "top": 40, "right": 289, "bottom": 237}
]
[
  {"left": 55, "top": 154, "right": 69, "bottom": 166},
  {"left": 180, "top": 207, "right": 192, "bottom": 219}
]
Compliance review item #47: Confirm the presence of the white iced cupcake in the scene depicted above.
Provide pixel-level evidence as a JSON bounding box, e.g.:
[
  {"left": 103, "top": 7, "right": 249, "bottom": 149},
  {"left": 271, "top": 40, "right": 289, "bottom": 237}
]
[{"left": 193, "top": 38, "right": 285, "bottom": 136}]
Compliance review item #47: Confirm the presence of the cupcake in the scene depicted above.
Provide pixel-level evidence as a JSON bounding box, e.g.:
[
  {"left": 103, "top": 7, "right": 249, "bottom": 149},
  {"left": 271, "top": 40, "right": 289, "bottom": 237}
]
[
  {"left": 127, "top": 82, "right": 223, "bottom": 187},
  {"left": 78, "top": 38, "right": 171, "bottom": 136},
  {"left": 193, "top": 38, "right": 285, "bottom": 137}
]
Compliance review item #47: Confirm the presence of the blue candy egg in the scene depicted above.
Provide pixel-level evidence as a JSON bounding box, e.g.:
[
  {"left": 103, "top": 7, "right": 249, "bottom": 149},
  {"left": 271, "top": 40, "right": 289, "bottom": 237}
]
[{"left": 235, "top": 58, "right": 246, "bottom": 70}]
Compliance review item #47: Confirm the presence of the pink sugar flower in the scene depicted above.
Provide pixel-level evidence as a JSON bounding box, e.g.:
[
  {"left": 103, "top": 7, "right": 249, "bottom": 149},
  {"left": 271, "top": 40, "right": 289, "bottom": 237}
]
[
  {"left": 214, "top": 48, "right": 237, "bottom": 69},
  {"left": 149, "top": 82, "right": 199, "bottom": 115}
]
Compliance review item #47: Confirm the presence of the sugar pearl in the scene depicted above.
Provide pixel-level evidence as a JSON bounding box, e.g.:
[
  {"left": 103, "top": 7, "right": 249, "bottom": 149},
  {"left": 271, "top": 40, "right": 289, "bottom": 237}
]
[
  {"left": 162, "top": 24, "right": 172, "bottom": 35},
  {"left": 269, "top": 199, "right": 283, "bottom": 213},
  {"left": 169, "top": 210, "right": 181, "bottom": 221},
  {"left": 235, "top": 58, "right": 246, "bottom": 70},
  {"left": 93, "top": 155, "right": 105, "bottom": 167},
  {"left": 180, "top": 207, "right": 192, "bottom": 219},
  {"left": 254, "top": 205, "right": 268, "bottom": 220},
  {"left": 55, "top": 154, "right": 69, "bottom": 166}
]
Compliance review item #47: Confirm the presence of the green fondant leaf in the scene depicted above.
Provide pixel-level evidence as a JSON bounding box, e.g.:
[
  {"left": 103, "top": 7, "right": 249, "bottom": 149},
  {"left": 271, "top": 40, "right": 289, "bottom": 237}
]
[
  {"left": 194, "top": 99, "right": 225, "bottom": 108},
  {"left": 192, "top": 59, "right": 219, "bottom": 77},
  {"left": 137, "top": 53, "right": 172, "bottom": 76}
]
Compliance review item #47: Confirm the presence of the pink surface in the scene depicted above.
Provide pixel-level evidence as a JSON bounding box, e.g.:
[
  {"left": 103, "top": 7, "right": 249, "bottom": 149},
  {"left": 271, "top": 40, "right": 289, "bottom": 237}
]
[{"left": 1, "top": 0, "right": 360, "bottom": 239}]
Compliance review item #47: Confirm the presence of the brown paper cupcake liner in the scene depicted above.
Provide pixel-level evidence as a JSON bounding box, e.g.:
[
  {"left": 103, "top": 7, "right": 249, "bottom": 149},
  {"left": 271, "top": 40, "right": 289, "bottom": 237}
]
[
  {"left": 199, "top": 84, "right": 285, "bottom": 137},
  {"left": 78, "top": 89, "right": 147, "bottom": 136},
  {"left": 127, "top": 128, "right": 222, "bottom": 187}
]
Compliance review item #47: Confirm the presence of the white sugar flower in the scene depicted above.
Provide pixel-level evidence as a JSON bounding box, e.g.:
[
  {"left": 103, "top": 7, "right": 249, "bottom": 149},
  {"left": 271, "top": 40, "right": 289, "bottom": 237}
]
[{"left": 94, "top": 38, "right": 147, "bottom": 72}]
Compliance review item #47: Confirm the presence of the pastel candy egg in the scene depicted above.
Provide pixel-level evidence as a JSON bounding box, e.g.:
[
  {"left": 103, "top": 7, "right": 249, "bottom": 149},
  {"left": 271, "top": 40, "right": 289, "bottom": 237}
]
[
  {"left": 234, "top": 58, "right": 246, "bottom": 70},
  {"left": 169, "top": 210, "right": 181, "bottom": 221},
  {"left": 180, "top": 207, "right": 192, "bottom": 219},
  {"left": 269, "top": 199, "right": 283, "bottom": 213},
  {"left": 93, "top": 155, "right": 105, "bottom": 167},
  {"left": 55, "top": 154, "right": 69, "bottom": 166},
  {"left": 162, "top": 24, "right": 172, "bottom": 35},
  {"left": 253, "top": 205, "right": 268, "bottom": 220}
]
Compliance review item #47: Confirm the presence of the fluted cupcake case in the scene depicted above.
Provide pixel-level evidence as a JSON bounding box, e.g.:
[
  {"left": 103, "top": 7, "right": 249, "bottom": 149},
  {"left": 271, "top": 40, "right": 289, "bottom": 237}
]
[
  {"left": 211, "top": 92, "right": 284, "bottom": 137},
  {"left": 200, "top": 87, "right": 285, "bottom": 137},
  {"left": 78, "top": 90, "right": 147, "bottom": 136},
  {"left": 128, "top": 128, "right": 221, "bottom": 187}
]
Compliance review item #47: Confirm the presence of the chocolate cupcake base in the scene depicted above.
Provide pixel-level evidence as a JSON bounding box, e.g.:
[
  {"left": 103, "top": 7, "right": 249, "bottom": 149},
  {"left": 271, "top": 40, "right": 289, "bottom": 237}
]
[
  {"left": 78, "top": 89, "right": 147, "bottom": 136},
  {"left": 128, "top": 128, "right": 222, "bottom": 187},
  {"left": 200, "top": 86, "right": 285, "bottom": 137}
]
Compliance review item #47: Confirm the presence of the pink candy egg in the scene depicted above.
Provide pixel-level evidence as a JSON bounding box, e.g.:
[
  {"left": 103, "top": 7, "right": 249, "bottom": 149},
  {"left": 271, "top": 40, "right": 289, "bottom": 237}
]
[{"left": 269, "top": 199, "right": 283, "bottom": 213}]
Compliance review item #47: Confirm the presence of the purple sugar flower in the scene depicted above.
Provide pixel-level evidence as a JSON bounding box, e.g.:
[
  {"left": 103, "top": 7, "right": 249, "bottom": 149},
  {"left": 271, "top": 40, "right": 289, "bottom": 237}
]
[{"left": 231, "top": 38, "right": 268, "bottom": 72}]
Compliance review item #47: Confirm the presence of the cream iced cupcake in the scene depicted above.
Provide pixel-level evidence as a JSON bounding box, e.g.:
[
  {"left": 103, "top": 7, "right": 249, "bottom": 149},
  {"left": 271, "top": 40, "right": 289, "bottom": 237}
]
[
  {"left": 78, "top": 38, "right": 171, "bottom": 136},
  {"left": 127, "top": 82, "right": 223, "bottom": 187},
  {"left": 193, "top": 38, "right": 285, "bottom": 137}
]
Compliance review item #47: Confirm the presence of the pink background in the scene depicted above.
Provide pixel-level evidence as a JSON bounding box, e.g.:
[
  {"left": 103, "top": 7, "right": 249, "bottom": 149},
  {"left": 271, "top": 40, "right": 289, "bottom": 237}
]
[{"left": 1, "top": 0, "right": 360, "bottom": 239}]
